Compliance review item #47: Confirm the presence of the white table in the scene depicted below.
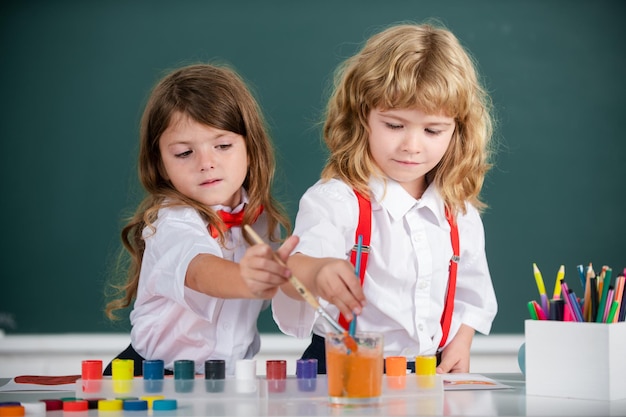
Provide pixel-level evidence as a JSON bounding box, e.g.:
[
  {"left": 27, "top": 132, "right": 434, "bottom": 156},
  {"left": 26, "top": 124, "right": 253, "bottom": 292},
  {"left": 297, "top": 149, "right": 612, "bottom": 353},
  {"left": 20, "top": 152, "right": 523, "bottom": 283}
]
[{"left": 1, "top": 373, "right": 624, "bottom": 416}]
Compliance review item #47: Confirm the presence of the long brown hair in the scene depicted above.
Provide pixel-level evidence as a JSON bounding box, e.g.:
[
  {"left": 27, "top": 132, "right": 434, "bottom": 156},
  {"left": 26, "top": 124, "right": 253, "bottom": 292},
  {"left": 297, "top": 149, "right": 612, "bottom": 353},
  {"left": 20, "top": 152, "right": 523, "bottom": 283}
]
[
  {"left": 322, "top": 22, "right": 495, "bottom": 215},
  {"left": 105, "top": 63, "right": 290, "bottom": 320}
]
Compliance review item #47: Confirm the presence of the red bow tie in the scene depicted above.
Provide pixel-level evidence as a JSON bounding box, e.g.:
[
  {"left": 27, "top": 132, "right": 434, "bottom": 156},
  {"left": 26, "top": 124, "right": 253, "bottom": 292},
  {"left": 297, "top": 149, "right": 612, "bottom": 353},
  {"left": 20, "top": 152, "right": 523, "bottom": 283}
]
[{"left": 209, "top": 205, "right": 263, "bottom": 238}]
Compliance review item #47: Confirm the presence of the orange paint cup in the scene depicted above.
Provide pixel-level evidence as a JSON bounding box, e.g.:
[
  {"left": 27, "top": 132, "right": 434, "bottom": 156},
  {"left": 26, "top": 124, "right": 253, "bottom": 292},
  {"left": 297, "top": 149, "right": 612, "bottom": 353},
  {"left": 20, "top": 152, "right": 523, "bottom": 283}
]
[
  {"left": 325, "top": 332, "right": 383, "bottom": 405},
  {"left": 385, "top": 356, "right": 407, "bottom": 390}
]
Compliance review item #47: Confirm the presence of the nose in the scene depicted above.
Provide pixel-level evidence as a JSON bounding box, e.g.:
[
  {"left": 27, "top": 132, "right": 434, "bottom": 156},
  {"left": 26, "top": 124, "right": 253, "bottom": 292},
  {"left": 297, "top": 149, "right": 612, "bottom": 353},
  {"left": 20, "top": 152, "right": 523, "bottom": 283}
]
[
  {"left": 401, "top": 131, "right": 423, "bottom": 153},
  {"left": 199, "top": 149, "right": 215, "bottom": 171}
]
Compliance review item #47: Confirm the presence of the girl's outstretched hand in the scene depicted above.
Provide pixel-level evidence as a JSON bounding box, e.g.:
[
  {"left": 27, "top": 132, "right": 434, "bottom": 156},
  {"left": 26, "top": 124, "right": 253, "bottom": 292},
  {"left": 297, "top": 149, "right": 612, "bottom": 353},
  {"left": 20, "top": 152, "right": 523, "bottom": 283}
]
[{"left": 240, "top": 235, "right": 300, "bottom": 299}]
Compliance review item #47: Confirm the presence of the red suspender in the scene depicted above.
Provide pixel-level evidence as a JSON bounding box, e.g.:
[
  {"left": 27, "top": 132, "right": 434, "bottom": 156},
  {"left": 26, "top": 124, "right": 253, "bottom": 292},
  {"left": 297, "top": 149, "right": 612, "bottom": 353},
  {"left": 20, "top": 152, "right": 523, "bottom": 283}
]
[
  {"left": 338, "top": 190, "right": 371, "bottom": 330},
  {"left": 439, "top": 206, "right": 460, "bottom": 348},
  {"left": 339, "top": 189, "right": 460, "bottom": 349}
]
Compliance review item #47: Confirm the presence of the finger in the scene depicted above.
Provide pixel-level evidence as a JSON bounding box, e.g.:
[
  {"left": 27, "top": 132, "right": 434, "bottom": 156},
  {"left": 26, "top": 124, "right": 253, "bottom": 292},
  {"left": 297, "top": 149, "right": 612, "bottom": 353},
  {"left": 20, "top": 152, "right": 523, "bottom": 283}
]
[
  {"left": 435, "top": 355, "right": 455, "bottom": 374},
  {"left": 323, "top": 281, "right": 364, "bottom": 318},
  {"left": 343, "top": 271, "right": 366, "bottom": 304},
  {"left": 246, "top": 245, "right": 291, "bottom": 278},
  {"left": 276, "top": 235, "right": 299, "bottom": 263},
  {"left": 326, "top": 296, "right": 354, "bottom": 322}
]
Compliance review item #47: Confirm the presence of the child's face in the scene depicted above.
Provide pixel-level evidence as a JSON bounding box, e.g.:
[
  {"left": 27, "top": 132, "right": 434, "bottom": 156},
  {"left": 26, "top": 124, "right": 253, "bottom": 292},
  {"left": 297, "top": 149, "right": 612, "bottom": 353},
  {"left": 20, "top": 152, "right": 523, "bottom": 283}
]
[
  {"left": 159, "top": 112, "right": 248, "bottom": 208},
  {"left": 367, "top": 107, "right": 455, "bottom": 199}
]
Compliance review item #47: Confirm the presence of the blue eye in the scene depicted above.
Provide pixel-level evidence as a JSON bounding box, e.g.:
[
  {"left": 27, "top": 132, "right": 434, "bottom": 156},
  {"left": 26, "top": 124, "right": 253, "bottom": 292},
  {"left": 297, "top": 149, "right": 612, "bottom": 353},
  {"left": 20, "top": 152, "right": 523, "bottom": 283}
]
[
  {"left": 216, "top": 144, "right": 232, "bottom": 150},
  {"left": 386, "top": 123, "right": 403, "bottom": 130}
]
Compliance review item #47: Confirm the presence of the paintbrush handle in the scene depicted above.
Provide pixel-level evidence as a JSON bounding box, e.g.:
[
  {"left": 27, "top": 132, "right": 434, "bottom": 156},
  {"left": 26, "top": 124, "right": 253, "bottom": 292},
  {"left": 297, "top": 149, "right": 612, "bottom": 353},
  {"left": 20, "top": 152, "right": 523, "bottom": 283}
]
[{"left": 243, "top": 225, "right": 345, "bottom": 333}]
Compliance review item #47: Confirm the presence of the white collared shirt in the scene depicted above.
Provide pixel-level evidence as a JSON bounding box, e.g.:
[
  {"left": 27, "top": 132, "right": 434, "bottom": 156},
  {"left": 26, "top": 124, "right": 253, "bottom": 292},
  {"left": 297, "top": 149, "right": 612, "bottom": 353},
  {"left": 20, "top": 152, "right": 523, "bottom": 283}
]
[
  {"left": 272, "top": 178, "right": 497, "bottom": 358},
  {"left": 130, "top": 191, "right": 274, "bottom": 375}
]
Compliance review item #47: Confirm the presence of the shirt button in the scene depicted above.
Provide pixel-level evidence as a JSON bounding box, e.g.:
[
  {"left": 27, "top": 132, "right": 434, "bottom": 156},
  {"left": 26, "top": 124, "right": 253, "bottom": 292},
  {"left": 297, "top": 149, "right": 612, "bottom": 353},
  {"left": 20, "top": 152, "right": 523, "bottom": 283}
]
[
  {"left": 418, "top": 282, "right": 427, "bottom": 289},
  {"left": 418, "top": 324, "right": 424, "bottom": 331},
  {"left": 223, "top": 322, "right": 231, "bottom": 330}
]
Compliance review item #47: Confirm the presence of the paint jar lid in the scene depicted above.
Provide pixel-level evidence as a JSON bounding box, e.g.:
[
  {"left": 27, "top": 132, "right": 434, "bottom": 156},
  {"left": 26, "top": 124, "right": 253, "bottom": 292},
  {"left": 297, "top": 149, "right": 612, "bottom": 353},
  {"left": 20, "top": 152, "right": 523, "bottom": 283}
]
[
  {"left": 205, "top": 359, "right": 225, "bottom": 380},
  {"left": 63, "top": 400, "right": 88, "bottom": 412},
  {"left": 40, "top": 399, "right": 63, "bottom": 411},
  {"left": 153, "top": 399, "right": 177, "bottom": 411},
  {"left": 385, "top": 356, "right": 407, "bottom": 376},
  {"left": 235, "top": 359, "right": 256, "bottom": 380},
  {"left": 142, "top": 359, "right": 164, "bottom": 380},
  {"left": 22, "top": 402, "right": 46, "bottom": 414},
  {"left": 296, "top": 359, "right": 318, "bottom": 379},
  {"left": 174, "top": 359, "right": 195, "bottom": 380},
  {"left": 83, "top": 398, "right": 105, "bottom": 409},
  {"left": 0, "top": 405, "right": 25, "bottom": 417},
  {"left": 140, "top": 395, "right": 165, "bottom": 409},
  {"left": 122, "top": 400, "right": 148, "bottom": 411},
  {"left": 97, "top": 400, "right": 123, "bottom": 411},
  {"left": 266, "top": 360, "right": 287, "bottom": 380},
  {"left": 81, "top": 360, "right": 103, "bottom": 380},
  {"left": 112, "top": 358, "right": 134, "bottom": 380}
]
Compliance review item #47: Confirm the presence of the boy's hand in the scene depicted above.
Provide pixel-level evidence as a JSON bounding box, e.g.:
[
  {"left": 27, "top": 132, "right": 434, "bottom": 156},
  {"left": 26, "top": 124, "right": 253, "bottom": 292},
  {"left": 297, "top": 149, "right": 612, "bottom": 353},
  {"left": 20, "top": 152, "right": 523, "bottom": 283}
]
[
  {"left": 436, "top": 324, "right": 475, "bottom": 373},
  {"left": 313, "top": 258, "right": 366, "bottom": 321}
]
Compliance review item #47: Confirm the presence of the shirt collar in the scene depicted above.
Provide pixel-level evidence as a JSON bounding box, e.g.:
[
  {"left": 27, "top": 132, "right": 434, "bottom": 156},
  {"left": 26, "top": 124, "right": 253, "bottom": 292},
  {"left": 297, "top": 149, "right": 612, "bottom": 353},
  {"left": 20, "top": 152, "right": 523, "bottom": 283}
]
[
  {"left": 211, "top": 188, "right": 248, "bottom": 214},
  {"left": 369, "top": 178, "right": 447, "bottom": 226}
]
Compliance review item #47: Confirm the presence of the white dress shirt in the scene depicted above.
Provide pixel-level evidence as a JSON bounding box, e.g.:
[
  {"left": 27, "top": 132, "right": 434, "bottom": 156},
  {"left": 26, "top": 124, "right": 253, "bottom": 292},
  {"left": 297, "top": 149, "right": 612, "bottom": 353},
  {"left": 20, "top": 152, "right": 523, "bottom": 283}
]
[
  {"left": 130, "top": 191, "right": 275, "bottom": 375},
  {"left": 272, "top": 178, "right": 497, "bottom": 358}
]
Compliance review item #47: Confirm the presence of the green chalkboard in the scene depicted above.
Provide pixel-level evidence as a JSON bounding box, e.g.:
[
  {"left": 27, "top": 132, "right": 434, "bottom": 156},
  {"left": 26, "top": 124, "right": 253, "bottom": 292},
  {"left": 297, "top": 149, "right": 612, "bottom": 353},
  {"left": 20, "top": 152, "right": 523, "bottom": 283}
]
[{"left": 1, "top": 1, "right": 624, "bottom": 336}]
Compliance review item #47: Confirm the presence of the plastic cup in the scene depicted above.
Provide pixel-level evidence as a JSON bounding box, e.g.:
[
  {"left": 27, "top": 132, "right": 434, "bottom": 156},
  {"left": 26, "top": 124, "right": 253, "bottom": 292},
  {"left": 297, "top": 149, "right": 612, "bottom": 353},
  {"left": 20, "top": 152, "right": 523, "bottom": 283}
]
[
  {"left": 415, "top": 355, "right": 437, "bottom": 388},
  {"left": 81, "top": 360, "right": 103, "bottom": 393},
  {"left": 385, "top": 356, "right": 407, "bottom": 390},
  {"left": 325, "top": 332, "right": 383, "bottom": 405},
  {"left": 266, "top": 360, "right": 287, "bottom": 393}
]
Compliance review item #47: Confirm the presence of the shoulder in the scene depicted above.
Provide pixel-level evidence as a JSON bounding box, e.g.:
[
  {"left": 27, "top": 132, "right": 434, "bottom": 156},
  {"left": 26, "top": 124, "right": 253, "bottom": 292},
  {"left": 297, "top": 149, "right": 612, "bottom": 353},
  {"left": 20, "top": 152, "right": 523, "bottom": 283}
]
[
  {"left": 302, "top": 178, "right": 357, "bottom": 204},
  {"left": 456, "top": 202, "right": 486, "bottom": 238},
  {"left": 146, "top": 206, "right": 207, "bottom": 239},
  {"left": 295, "top": 179, "right": 360, "bottom": 233},
  {"left": 156, "top": 206, "right": 204, "bottom": 225}
]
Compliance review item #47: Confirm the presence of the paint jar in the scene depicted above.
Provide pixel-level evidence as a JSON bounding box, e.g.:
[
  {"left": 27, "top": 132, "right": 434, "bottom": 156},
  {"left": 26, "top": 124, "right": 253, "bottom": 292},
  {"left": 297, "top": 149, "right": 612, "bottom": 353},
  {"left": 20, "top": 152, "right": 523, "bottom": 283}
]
[
  {"left": 81, "top": 360, "right": 103, "bottom": 393},
  {"left": 174, "top": 359, "right": 195, "bottom": 393},
  {"left": 415, "top": 355, "right": 437, "bottom": 389},
  {"left": 385, "top": 356, "right": 407, "bottom": 390},
  {"left": 266, "top": 360, "right": 287, "bottom": 393},
  {"left": 325, "top": 331, "right": 383, "bottom": 405},
  {"left": 205, "top": 359, "right": 226, "bottom": 393}
]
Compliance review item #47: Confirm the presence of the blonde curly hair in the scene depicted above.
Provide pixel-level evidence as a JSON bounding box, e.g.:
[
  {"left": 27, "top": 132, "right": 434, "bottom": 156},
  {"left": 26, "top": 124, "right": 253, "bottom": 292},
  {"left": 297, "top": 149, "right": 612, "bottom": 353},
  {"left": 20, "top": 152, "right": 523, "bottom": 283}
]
[{"left": 322, "top": 22, "right": 495, "bottom": 215}]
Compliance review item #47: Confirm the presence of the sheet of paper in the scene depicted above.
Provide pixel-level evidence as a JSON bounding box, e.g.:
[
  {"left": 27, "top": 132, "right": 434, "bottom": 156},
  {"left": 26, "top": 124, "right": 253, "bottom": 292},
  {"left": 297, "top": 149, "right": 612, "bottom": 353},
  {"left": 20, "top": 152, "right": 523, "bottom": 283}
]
[{"left": 443, "top": 373, "right": 513, "bottom": 391}]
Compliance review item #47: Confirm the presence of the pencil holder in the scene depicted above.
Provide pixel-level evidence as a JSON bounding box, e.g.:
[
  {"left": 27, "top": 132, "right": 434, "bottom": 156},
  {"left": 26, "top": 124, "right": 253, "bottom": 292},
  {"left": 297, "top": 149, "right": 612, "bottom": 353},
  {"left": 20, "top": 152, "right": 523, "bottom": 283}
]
[{"left": 525, "top": 320, "right": 626, "bottom": 401}]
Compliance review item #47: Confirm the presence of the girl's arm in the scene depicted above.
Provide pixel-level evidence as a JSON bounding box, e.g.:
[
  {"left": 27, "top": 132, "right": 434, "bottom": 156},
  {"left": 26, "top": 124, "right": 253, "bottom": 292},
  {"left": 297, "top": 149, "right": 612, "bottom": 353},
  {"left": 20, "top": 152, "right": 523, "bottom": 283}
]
[
  {"left": 436, "top": 324, "right": 475, "bottom": 374},
  {"left": 281, "top": 252, "right": 366, "bottom": 321},
  {"left": 185, "top": 235, "right": 298, "bottom": 299}
]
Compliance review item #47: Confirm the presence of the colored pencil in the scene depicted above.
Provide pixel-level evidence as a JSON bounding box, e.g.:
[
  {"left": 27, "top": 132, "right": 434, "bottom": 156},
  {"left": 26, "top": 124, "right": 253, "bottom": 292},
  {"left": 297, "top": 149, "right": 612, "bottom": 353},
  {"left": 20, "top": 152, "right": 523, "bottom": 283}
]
[
  {"left": 553, "top": 265, "right": 565, "bottom": 299},
  {"left": 612, "top": 276, "right": 625, "bottom": 323},
  {"left": 596, "top": 268, "right": 613, "bottom": 322},
  {"left": 590, "top": 277, "right": 598, "bottom": 322},
  {"left": 533, "top": 263, "right": 549, "bottom": 315},
  {"left": 561, "top": 281, "right": 579, "bottom": 322},
  {"left": 527, "top": 301, "right": 539, "bottom": 320}
]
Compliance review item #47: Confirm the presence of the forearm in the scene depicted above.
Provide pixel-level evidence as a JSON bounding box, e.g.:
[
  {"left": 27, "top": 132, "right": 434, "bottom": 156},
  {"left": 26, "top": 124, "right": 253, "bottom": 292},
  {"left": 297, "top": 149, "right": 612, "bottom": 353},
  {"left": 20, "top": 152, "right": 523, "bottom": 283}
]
[
  {"left": 454, "top": 323, "right": 476, "bottom": 348},
  {"left": 185, "top": 253, "right": 255, "bottom": 299},
  {"left": 281, "top": 253, "right": 328, "bottom": 299}
]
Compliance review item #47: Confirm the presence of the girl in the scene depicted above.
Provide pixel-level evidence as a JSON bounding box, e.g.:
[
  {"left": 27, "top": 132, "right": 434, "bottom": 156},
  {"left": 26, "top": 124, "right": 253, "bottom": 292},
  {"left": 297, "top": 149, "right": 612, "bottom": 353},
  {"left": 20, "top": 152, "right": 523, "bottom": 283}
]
[
  {"left": 104, "top": 63, "right": 298, "bottom": 376},
  {"left": 271, "top": 22, "right": 498, "bottom": 374}
]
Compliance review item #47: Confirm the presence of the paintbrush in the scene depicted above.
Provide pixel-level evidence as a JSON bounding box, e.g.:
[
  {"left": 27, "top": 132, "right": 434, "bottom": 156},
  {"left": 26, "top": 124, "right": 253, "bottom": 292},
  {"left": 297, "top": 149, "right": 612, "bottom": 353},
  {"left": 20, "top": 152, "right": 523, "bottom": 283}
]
[{"left": 243, "top": 225, "right": 358, "bottom": 352}]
